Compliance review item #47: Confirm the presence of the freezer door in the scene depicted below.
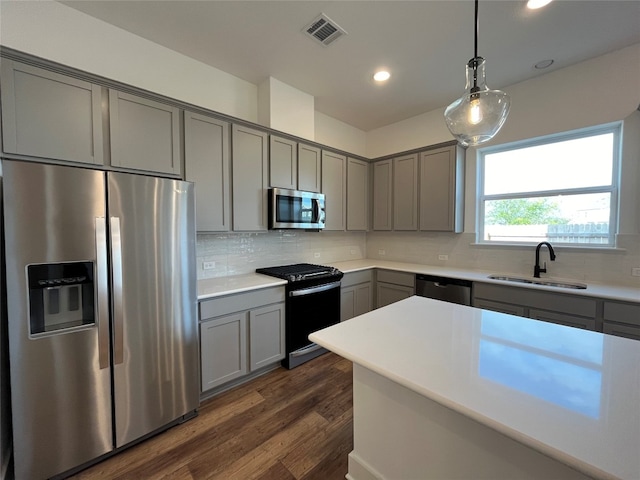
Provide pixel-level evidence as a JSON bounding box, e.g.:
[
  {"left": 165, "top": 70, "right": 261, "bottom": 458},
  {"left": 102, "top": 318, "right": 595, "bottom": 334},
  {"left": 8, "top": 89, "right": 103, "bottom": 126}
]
[
  {"left": 3, "top": 160, "right": 113, "bottom": 480},
  {"left": 108, "top": 172, "right": 199, "bottom": 447}
]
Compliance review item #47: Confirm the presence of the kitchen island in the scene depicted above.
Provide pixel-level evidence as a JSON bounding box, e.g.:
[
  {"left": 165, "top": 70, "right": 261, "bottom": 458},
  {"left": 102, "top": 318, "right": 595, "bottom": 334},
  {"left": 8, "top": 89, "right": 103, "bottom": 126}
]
[{"left": 310, "top": 296, "right": 640, "bottom": 480}]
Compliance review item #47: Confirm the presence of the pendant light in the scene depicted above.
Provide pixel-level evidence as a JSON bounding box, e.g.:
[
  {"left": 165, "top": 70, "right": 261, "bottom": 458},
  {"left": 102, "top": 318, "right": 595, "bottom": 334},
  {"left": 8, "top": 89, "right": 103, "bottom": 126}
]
[{"left": 444, "top": 0, "right": 510, "bottom": 147}]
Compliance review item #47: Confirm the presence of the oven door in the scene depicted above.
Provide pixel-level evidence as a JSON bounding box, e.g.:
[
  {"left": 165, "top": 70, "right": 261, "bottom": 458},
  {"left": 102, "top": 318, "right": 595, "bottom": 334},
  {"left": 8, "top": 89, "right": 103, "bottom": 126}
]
[{"left": 285, "top": 280, "right": 340, "bottom": 368}]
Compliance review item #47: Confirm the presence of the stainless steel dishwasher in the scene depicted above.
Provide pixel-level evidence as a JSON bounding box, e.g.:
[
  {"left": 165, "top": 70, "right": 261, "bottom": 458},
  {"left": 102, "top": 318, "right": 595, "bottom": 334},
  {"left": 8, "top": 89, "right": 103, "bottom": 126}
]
[{"left": 415, "top": 274, "right": 472, "bottom": 306}]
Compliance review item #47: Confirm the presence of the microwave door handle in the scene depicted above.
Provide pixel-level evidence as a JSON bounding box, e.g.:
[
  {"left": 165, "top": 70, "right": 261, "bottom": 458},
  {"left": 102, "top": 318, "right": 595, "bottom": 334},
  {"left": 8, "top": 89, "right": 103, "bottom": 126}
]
[{"left": 313, "top": 199, "right": 320, "bottom": 222}]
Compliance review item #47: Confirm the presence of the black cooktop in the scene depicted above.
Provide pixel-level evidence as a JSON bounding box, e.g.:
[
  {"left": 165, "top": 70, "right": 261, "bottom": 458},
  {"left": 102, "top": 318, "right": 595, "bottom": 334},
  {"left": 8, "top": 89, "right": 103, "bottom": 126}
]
[{"left": 256, "top": 263, "right": 342, "bottom": 283}]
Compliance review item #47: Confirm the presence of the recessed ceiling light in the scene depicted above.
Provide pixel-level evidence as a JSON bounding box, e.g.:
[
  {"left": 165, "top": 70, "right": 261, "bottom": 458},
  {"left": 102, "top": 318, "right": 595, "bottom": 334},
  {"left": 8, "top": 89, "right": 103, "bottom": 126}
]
[
  {"left": 527, "top": 0, "right": 553, "bottom": 9},
  {"left": 373, "top": 71, "right": 391, "bottom": 82},
  {"left": 534, "top": 59, "right": 554, "bottom": 69}
]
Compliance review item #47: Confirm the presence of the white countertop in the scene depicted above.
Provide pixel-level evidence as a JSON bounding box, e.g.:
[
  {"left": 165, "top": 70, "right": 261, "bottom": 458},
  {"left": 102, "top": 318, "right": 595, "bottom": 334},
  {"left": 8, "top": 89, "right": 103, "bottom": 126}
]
[
  {"left": 197, "top": 273, "right": 286, "bottom": 300},
  {"left": 310, "top": 296, "right": 640, "bottom": 480},
  {"left": 197, "top": 259, "right": 639, "bottom": 303}
]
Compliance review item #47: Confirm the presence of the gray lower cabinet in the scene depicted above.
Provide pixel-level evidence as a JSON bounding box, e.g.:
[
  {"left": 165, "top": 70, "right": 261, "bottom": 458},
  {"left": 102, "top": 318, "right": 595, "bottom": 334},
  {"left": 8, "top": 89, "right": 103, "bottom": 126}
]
[
  {"left": 347, "top": 158, "right": 369, "bottom": 231},
  {"left": 473, "top": 282, "right": 597, "bottom": 330},
  {"left": 419, "top": 145, "right": 464, "bottom": 232},
  {"left": 0, "top": 59, "right": 104, "bottom": 165},
  {"left": 108, "top": 89, "right": 181, "bottom": 176},
  {"left": 603, "top": 301, "right": 640, "bottom": 340},
  {"left": 269, "top": 135, "right": 297, "bottom": 190},
  {"left": 199, "top": 287, "right": 285, "bottom": 393},
  {"left": 232, "top": 124, "right": 269, "bottom": 231},
  {"left": 372, "top": 159, "right": 393, "bottom": 231},
  {"left": 393, "top": 154, "right": 419, "bottom": 231},
  {"left": 184, "top": 111, "right": 231, "bottom": 232},
  {"left": 376, "top": 269, "right": 415, "bottom": 308},
  {"left": 322, "top": 150, "right": 347, "bottom": 230},
  {"left": 341, "top": 270, "right": 374, "bottom": 321},
  {"left": 298, "top": 143, "right": 322, "bottom": 192}
]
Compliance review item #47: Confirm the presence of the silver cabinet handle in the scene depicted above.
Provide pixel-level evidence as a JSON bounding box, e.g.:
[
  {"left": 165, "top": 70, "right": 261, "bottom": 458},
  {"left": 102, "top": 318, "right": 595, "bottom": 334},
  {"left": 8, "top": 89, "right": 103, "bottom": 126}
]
[
  {"left": 291, "top": 343, "right": 324, "bottom": 357},
  {"left": 110, "top": 216, "right": 124, "bottom": 365},
  {"left": 95, "top": 217, "right": 110, "bottom": 369},
  {"left": 289, "top": 281, "right": 341, "bottom": 297}
]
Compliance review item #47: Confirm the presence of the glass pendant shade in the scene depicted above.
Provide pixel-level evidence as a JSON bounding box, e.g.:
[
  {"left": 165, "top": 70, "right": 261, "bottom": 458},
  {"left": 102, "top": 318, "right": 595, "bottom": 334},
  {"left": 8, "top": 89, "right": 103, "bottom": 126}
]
[{"left": 444, "top": 57, "right": 511, "bottom": 147}]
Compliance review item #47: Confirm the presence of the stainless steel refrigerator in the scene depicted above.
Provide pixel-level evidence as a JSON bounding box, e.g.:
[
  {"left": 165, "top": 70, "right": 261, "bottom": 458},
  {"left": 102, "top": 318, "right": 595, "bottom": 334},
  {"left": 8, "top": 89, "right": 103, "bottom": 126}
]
[{"left": 2, "top": 160, "right": 199, "bottom": 479}]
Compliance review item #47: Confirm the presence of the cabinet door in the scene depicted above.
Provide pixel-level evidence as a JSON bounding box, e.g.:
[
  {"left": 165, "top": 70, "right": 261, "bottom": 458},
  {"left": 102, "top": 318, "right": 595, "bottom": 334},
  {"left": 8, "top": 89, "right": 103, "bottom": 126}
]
[
  {"left": 1, "top": 60, "right": 103, "bottom": 165},
  {"left": 376, "top": 283, "right": 413, "bottom": 309},
  {"left": 321, "top": 151, "right": 347, "bottom": 230},
  {"left": 269, "top": 135, "right": 297, "bottom": 190},
  {"left": 109, "top": 90, "right": 181, "bottom": 175},
  {"left": 472, "top": 298, "right": 526, "bottom": 317},
  {"left": 341, "top": 287, "right": 356, "bottom": 322},
  {"left": 419, "top": 145, "right": 464, "bottom": 232},
  {"left": 200, "top": 313, "right": 248, "bottom": 392},
  {"left": 354, "top": 283, "right": 373, "bottom": 317},
  {"left": 298, "top": 143, "right": 322, "bottom": 192},
  {"left": 347, "top": 158, "right": 369, "bottom": 231},
  {"left": 232, "top": 124, "right": 268, "bottom": 231},
  {"left": 184, "top": 112, "right": 230, "bottom": 232},
  {"left": 249, "top": 303, "right": 285, "bottom": 371},
  {"left": 373, "top": 160, "right": 393, "bottom": 231},
  {"left": 529, "top": 309, "right": 595, "bottom": 331},
  {"left": 393, "top": 154, "right": 418, "bottom": 230}
]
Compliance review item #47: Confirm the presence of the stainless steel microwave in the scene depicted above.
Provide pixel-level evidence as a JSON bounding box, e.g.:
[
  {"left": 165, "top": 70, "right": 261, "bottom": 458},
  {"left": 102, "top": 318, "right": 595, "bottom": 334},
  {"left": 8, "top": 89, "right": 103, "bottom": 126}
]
[{"left": 268, "top": 188, "right": 325, "bottom": 230}]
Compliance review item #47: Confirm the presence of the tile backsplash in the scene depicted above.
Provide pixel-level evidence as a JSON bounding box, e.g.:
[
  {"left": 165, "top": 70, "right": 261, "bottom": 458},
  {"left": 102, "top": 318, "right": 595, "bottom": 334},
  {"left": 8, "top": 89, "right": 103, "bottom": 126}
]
[
  {"left": 196, "top": 230, "right": 366, "bottom": 279},
  {"left": 196, "top": 230, "right": 640, "bottom": 287}
]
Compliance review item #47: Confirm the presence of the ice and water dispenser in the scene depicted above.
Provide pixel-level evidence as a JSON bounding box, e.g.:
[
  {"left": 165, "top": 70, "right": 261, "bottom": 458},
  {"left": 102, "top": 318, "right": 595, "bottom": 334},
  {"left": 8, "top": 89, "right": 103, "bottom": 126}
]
[{"left": 27, "top": 262, "right": 95, "bottom": 336}]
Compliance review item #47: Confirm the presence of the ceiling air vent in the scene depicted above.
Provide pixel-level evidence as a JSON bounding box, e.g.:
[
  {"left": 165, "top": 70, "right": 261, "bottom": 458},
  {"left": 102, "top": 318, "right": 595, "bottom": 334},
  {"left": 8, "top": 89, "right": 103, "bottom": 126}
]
[{"left": 303, "top": 13, "right": 347, "bottom": 47}]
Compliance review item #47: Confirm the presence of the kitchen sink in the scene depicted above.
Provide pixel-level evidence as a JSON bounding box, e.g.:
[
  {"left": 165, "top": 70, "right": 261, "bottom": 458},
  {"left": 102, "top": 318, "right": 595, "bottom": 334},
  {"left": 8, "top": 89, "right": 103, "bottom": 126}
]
[{"left": 487, "top": 275, "right": 587, "bottom": 290}]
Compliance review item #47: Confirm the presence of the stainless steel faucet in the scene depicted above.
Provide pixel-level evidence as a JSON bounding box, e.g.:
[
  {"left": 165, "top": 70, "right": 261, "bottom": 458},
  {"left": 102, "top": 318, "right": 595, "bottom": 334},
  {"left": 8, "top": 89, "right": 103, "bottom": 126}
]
[{"left": 534, "top": 242, "right": 556, "bottom": 278}]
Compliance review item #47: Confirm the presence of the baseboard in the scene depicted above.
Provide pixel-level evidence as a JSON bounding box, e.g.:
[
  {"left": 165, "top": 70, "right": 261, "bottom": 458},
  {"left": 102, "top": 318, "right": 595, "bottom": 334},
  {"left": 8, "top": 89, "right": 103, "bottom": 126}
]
[{"left": 347, "top": 451, "right": 383, "bottom": 480}]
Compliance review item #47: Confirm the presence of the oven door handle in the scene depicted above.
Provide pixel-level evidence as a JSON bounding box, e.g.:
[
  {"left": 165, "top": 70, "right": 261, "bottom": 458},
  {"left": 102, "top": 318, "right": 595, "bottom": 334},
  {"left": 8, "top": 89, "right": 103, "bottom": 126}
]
[
  {"left": 289, "top": 280, "right": 341, "bottom": 297},
  {"left": 291, "top": 343, "right": 324, "bottom": 357}
]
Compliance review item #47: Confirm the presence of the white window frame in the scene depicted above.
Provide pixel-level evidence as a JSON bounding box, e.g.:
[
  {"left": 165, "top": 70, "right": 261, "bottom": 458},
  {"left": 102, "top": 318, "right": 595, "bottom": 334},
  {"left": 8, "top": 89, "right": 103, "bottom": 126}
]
[{"left": 476, "top": 123, "right": 621, "bottom": 247}]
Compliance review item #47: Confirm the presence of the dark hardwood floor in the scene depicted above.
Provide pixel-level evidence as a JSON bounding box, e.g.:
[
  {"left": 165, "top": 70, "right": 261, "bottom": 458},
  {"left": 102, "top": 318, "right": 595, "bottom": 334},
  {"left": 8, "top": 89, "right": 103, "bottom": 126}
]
[{"left": 70, "top": 353, "right": 353, "bottom": 480}]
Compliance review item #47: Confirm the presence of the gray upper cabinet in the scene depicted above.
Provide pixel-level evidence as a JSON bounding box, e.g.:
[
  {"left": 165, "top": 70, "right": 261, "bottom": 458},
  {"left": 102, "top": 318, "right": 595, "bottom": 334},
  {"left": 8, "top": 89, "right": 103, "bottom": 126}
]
[
  {"left": 232, "top": 124, "right": 268, "bottom": 231},
  {"left": 269, "top": 135, "right": 297, "bottom": 190},
  {"left": 372, "top": 160, "right": 393, "bottom": 231},
  {"left": 322, "top": 150, "right": 347, "bottom": 231},
  {"left": 347, "top": 158, "right": 369, "bottom": 231},
  {"left": 419, "top": 145, "right": 464, "bottom": 232},
  {"left": 0, "top": 60, "right": 104, "bottom": 165},
  {"left": 184, "top": 112, "right": 231, "bottom": 232},
  {"left": 109, "top": 89, "right": 181, "bottom": 176},
  {"left": 393, "top": 154, "right": 419, "bottom": 231},
  {"left": 298, "top": 143, "right": 322, "bottom": 193}
]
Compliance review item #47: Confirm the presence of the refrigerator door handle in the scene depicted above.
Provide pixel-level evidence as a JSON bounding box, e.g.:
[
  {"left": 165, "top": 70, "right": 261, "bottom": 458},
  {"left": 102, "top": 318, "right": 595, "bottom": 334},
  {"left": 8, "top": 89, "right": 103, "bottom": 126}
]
[
  {"left": 95, "top": 217, "right": 110, "bottom": 370},
  {"left": 111, "top": 216, "right": 125, "bottom": 365}
]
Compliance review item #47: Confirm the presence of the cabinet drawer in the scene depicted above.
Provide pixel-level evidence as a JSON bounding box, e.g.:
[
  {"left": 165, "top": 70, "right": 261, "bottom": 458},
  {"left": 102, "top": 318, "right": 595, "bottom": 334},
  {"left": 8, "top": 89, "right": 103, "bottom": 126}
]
[
  {"left": 603, "top": 322, "right": 640, "bottom": 341},
  {"left": 474, "top": 283, "right": 596, "bottom": 318},
  {"left": 376, "top": 269, "right": 415, "bottom": 288},
  {"left": 603, "top": 301, "right": 640, "bottom": 327},
  {"left": 342, "top": 269, "right": 373, "bottom": 288},
  {"left": 473, "top": 299, "right": 526, "bottom": 317},
  {"left": 529, "top": 309, "right": 596, "bottom": 331},
  {"left": 199, "top": 286, "right": 285, "bottom": 320}
]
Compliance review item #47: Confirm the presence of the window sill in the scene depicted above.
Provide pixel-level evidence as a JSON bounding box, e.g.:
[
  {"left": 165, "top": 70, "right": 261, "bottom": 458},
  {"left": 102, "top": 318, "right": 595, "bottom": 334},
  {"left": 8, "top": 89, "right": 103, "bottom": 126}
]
[{"left": 469, "top": 242, "right": 626, "bottom": 253}]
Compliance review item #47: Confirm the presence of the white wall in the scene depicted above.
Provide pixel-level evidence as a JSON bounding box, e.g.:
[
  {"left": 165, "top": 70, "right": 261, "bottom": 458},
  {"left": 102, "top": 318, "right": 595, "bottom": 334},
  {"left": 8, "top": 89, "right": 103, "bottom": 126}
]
[
  {"left": 315, "top": 112, "right": 367, "bottom": 157},
  {"left": 0, "top": 0, "right": 258, "bottom": 123},
  {"left": 258, "top": 77, "right": 315, "bottom": 141}
]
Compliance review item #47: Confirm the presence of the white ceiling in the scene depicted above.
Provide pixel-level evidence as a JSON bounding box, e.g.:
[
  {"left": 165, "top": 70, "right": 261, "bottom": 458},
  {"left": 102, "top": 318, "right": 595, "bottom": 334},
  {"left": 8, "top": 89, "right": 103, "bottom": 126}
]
[{"left": 60, "top": 0, "right": 640, "bottom": 132}]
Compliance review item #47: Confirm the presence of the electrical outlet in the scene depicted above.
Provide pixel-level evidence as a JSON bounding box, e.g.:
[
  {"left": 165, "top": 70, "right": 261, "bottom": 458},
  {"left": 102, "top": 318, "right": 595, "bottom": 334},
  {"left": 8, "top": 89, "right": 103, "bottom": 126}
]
[
  {"left": 378, "top": 249, "right": 386, "bottom": 256},
  {"left": 314, "top": 252, "right": 321, "bottom": 258},
  {"left": 438, "top": 254, "right": 449, "bottom": 261},
  {"left": 632, "top": 267, "right": 640, "bottom": 277},
  {"left": 350, "top": 249, "right": 357, "bottom": 255},
  {"left": 202, "top": 261, "right": 215, "bottom": 270}
]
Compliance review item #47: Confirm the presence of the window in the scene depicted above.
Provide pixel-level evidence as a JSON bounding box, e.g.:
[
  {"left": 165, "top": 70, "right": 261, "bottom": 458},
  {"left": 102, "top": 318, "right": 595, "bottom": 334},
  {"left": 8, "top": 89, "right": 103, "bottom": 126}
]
[{"left": 477, "top": 123, "right": 620, "bottom": 246}]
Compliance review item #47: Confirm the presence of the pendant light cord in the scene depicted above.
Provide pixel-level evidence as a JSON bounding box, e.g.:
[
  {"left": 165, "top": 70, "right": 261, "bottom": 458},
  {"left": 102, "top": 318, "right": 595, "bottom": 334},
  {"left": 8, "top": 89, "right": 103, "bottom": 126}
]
[{"left": 471, "top": 0, "right": 480, "bottom": 93}]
